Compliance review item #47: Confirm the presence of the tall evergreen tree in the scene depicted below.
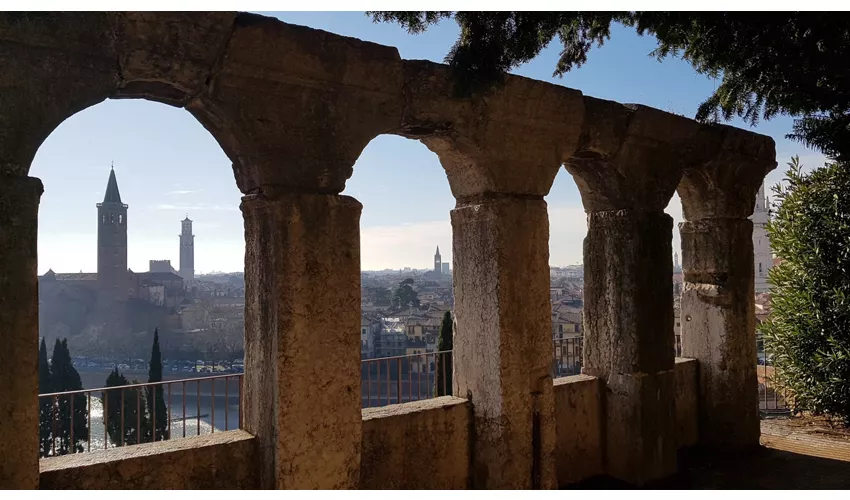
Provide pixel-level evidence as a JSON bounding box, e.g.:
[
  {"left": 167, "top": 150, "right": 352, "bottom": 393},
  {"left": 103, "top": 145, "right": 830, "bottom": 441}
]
[
  {"left": 38, "top": 338, "right": 54, "bottom": 457},
  {"left": 103, "top": 368, "right": 149, "bottom": 446},
  {"left": 50, "top": 339, "right": 88, "bottom": 454},
  {"left": 147, "top": 328, "right": 168, "bottom": 441},
  {"left": 435, "top": 311, "right": 454, "bottom": 396}
]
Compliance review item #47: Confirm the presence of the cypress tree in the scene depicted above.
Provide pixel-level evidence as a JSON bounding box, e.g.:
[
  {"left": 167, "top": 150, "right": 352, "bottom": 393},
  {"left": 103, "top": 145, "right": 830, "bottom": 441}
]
[
  {"left": 38, "top": 338, "right": 54, "bottom": 457},
  {"left": 435, "top": 311, "right": 454, "bottom": 396},
  {"left": 50, "top": 339, "right": 71, "bottom": 454},
  {"left": 146, "top": 328, "right": 168, "bottom": 441},
  {"left": 104, "top": 368, "right": 149, "bottom": 446},
  {"left": 49, "top": 339, "right": 88, "bottom": 454}
]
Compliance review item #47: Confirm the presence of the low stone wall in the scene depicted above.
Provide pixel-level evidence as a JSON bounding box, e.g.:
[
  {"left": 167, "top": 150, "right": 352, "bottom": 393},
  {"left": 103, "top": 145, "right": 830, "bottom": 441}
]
[
  {"left": 553, "top": 374, "right": 604, "bottom": 486},
  {"left": 39, "top": 430, "right": 257, "bottom": 489},
  {"left": 360, "top": 396, "right": 470, "bottom": 489},
  {"left": 674, "top": 357, "right": 699, "bottom": 448}
]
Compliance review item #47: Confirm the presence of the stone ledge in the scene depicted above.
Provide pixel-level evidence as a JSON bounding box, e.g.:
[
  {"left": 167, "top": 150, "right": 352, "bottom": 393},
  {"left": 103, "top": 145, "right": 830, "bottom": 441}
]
[
  {"left": 362, "top": 395, "right": 468, "bottom": 420},
  {"left": 39, "top": 430, "right": 257, "bottom": 489},
  {"left": 361, "top": 396, "right": 470, "bottom": 489}
]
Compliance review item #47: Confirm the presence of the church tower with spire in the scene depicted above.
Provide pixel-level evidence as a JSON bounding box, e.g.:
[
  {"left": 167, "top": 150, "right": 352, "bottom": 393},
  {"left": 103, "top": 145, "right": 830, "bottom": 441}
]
[
  {"left": 434, "top": 246, "right": 442, "bottom": 274},
  {"left": 97, "top": 166, "right": 129, "bottom": 301}
]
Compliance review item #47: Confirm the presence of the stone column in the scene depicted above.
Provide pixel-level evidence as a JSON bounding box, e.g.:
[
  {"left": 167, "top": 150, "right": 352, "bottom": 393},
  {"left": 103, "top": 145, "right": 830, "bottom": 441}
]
[
  {"left": 677, "top": 128, "right": 776, "bottom": 449},
  {"left": 679, "top": 218, "right": 759, "bottom": 447},
  {"left": 0, "top": 175, "right": 43, "bottom": 489},
  {"left": 241, "top": 191, "right": 362, "bottom": 489},
  {"left": 582, "top": 208, "right": 677, "bottom": 484},
  {"left": 451, "top": 196, "right": 556, "bottom": 489}
]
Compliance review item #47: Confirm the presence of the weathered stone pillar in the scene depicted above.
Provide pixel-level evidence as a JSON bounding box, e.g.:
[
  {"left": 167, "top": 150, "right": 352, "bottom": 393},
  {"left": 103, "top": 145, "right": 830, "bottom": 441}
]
[
  {"left": 565, "top": 100, "right": 703, "bottom": 485},
  {"left": 679, "top": 218, "right": 758, "bottom": 447},
  {"left": 582, "top": 208, "right": 677, "bottom": 483},
  {"left": 451, "top": 196, "right": 556, "bottom": 489},
  {"left": 677, "top": 126, "right": 776, "bottom": 449},
  {"left": 241, "top": 192, "right": 362, "bottom": 489},
  {"left": 0, "top": 175, "right": 43, "bottom": 489}
]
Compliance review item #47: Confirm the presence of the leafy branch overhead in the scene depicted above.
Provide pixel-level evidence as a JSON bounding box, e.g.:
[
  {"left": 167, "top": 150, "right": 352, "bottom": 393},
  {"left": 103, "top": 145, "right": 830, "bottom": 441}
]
[{"left": 369, "top": 12, "right": 850, "bottom": 162}]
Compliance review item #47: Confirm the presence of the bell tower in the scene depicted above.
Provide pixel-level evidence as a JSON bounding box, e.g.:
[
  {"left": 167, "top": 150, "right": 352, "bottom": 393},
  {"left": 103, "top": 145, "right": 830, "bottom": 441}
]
[
  {"left": 434, "top": 246, "right": 442, "bottom": 274},
  {"left": 97, "top": 165, "right": 129, "bottom": 301},
  {"left": 179, "top": 216, "right": 195, "bottom": 281}
]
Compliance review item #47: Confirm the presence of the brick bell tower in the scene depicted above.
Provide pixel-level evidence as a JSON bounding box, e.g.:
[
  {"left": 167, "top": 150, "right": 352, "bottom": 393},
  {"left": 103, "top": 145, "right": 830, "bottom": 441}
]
[{"left": 97, "top": 165, "right": 129, "bottom": 301}]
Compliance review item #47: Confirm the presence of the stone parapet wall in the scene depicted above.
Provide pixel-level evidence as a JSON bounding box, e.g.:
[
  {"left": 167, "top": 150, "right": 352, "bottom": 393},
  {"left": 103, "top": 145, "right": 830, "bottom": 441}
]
[
  {"left": 553, "top": 361, "right": 701, "bottom": 487},
  {"left": 39, "top": 430, "right": 258, "bottom": 489},
  {"left": 360, "top": 396, "right": 470, "bottom": 489},
  {"left": 553, "top": 374, "right": 604, "bottom": 486},
  {"left": 675, "top": 357, "right": 700, "bottom": 448}
]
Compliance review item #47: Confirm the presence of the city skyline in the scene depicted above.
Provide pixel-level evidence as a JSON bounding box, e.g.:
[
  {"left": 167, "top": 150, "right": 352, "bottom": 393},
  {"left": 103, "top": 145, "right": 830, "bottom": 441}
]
[{"left": 30, "top": 12, "right": 824, "bottom": 274}]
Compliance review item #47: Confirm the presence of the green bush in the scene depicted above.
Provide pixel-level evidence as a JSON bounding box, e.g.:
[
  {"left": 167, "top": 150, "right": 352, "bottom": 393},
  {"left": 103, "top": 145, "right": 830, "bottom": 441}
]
[{"left": 762, "top": 156, "right": 850, "bottom": 424}]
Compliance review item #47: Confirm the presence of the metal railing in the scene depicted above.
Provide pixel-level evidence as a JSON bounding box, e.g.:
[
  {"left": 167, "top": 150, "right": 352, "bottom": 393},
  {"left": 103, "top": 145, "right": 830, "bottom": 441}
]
[
  {"left": 756, "top": 335, "right": 791, "bottom": 414},
  {"left": 361, "top": 350, "right": 452, "bottom": 408},
  {"left": 38, "top": 373, "right": 242, "bottom": 457}
]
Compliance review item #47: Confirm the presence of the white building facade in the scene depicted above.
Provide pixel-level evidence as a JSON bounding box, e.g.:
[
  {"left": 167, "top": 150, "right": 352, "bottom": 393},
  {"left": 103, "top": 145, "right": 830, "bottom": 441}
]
[{"left": 751, "top": 182, "right": 773, "bottom": 293}]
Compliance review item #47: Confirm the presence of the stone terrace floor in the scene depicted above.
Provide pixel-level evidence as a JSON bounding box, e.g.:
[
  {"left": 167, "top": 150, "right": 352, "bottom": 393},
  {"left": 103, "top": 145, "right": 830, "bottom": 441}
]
[{"left": 569, "top": 418, "right": 850, "bottom": 489}]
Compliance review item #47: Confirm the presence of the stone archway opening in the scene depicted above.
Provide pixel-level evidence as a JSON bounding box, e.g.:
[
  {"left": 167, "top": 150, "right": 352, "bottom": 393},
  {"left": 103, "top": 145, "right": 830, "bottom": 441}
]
[
  {"left": 545, "top": 169, "right": 587, "bottom": 380},
  {"left": 29, "top": 96, "right": 247, "bottom": 453},
  {"left": 344, "top": 134, "right": 455, "bottom": 408}
]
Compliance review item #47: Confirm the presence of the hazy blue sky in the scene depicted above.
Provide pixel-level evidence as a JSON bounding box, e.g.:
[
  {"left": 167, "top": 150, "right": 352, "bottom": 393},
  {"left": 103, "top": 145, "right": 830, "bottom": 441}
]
[{"left": 31, "top": 12, "right": 824, "bottom": 274}]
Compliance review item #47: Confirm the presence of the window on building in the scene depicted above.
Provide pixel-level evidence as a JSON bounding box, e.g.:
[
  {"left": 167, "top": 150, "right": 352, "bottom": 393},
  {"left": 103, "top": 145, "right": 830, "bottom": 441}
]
[
  {"left": 118, "top": 214, "right": 123, "bottom": 224},
  {"left": 759, "top": 262, "right": 763, "bottom": 275}
]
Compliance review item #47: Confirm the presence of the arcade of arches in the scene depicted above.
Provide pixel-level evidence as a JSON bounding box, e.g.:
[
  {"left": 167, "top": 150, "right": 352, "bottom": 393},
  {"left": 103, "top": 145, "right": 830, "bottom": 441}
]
[{"left": 0, "top": 12, "right": 775, "bottom": 489}]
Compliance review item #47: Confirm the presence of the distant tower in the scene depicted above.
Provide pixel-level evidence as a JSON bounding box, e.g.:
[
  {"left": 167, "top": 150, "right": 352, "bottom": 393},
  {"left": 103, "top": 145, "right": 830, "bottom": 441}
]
[
  {"left": 674, "top": 251, "right": 679, "bottom": 271},
  {"left": 97, "top": 166, "right": 129, "bottom": 301},
  {"left": 750, "top": 181, "right": 773, "bottom": 293},
  {"left": 434, "top": 246, "right": 442, "bottom": 274},
  {"left": 179, "top": 216, "right": 195, "bottom": 281}
]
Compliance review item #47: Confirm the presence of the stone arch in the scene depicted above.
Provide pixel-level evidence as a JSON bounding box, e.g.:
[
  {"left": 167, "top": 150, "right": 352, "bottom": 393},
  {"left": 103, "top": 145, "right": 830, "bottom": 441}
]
[{"left": 0, "top": 13, "right": 255, "bottom": 186}]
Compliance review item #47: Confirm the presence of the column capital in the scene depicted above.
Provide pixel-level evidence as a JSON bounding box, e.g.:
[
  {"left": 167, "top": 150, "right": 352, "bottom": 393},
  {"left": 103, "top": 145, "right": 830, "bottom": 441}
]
[
  {"left": 402, "top": 61, "right": 584, "bottom": 200},
  {"left": 565, "top": 99, "right": 701, "bottom": 213},
  {"left": 678, "top": 124, "right": 777, "bottom": 221}
]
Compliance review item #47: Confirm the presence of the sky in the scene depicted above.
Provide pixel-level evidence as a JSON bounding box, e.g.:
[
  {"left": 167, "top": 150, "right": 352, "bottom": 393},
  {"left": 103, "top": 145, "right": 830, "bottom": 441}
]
[{"left": 31, "top": 12, "right": 826, "bottom": 274}]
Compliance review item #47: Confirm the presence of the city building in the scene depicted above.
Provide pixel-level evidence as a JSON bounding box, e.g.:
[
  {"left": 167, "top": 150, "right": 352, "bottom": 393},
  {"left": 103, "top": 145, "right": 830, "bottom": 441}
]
[
  {"left": 751, "top": 181, "right": 773, "bottom": 293},
  {"left": 149, "top": 260, "right": 177, "bottom": 273},
  {"left": 441, "top": 262, "right": 450, "bottom": 275},
  {"left": 433, "top": 246, "right": 441, "bottom": 274}
]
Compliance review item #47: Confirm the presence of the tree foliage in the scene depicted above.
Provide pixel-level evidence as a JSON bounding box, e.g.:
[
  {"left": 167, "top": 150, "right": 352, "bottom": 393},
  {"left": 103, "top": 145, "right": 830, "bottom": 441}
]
[
  {"left": 147, "top": 328, "right": 168, "bottom": 441},
  {"left": 38, "top": 338, "right": 53, "bottom": 457},
  {"left": 435, "top": 311, "right": 454, "bottom": 396},
  {"left": 369, "top": 12, "right": 850, "bottom": 161},
  {"left": 762, "top": 156, "right": 850, "bottom": 424},
  {"left": 392, "top": 279, "right": 420, "bottom": 308},
  {"left": 48, "top": 339, "right": 87, "bottom": 454},
  {"left": 103, "top": 368, "right": 149, "bottom": 446}
]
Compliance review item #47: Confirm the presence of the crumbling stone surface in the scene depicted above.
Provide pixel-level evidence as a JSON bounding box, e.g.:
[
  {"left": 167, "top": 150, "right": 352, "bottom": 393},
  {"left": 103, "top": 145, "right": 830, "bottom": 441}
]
[
  {"left": 582, "top": 209, "right": 677, "bottom": 484},
  {"left": 0, "top": 176, "right": 43, "bottom": 489},
  {"left": 39, "top": 430, "right": 258, "bottom": 489},
  {"left": 360, "top": 397, "right": 470, "bottom": 489},
  {"left": 451, "top": 198, "right": 556, "bottom": 489},
  {"left": 241, "top": 192, "right": 362, "bottom": 489},
  {"left": 680, "top": 218, "right": 760, "bottom": 448}
]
